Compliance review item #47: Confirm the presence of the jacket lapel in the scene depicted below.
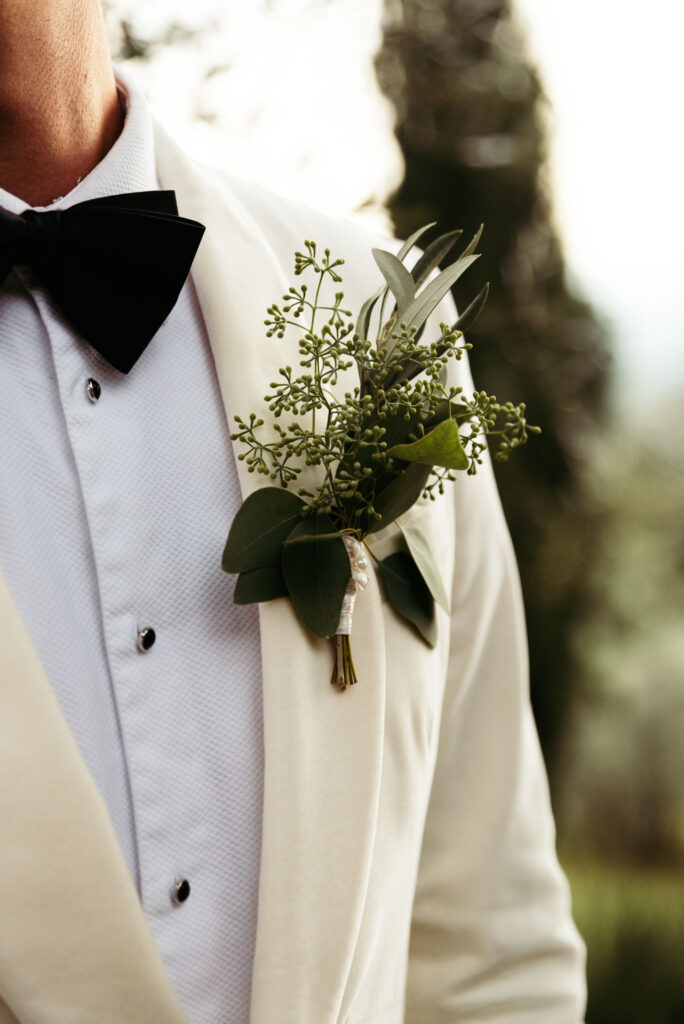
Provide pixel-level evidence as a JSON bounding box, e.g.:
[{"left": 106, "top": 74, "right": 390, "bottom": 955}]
[
  {"left": 0, "top": 569, "right": 189, "bottom": 1024},
  {"left": 155, "top": 120, "right": 387, "bottom": 1023}
]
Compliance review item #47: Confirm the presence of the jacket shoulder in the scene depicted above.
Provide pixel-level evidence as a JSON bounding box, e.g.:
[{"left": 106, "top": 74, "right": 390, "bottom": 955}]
[
  {"left": 200, "top": 165, "right": 395, "bottom": 293},
  {"left": 153, "top": 115, "right": 399, "bottom": 292}
]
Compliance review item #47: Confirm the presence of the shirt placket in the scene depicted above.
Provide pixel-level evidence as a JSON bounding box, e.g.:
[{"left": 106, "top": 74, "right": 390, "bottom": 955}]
[{"left": 29, "top": 285, "right": 209, "bottom": 941}]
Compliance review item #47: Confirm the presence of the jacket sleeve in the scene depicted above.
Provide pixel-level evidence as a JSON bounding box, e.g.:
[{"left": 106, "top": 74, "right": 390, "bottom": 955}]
[{"left": 405, "top": 330, "right": 587, "bottom": 1022}]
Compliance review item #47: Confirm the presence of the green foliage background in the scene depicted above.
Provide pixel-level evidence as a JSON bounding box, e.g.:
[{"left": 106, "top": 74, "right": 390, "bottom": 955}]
[
  {"left": 375, "top": 2, "right": 684, "bottom": 1020},
  {"left": 375, "top": 0, "right": 611, "bottom": 786}
]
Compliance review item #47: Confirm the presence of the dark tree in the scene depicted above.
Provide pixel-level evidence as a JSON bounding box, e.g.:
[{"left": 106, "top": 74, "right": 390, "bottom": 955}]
[{"left": 376, "top": 0, "right": 611, "bottom": 784}]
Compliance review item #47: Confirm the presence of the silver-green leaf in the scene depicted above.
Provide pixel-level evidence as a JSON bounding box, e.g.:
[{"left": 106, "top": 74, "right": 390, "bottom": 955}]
[
  {"left": 372, "top": 248, "right": 416, "bottom": 319},
  {"left": 396, "top": 221, "right": 437, "bottom": 261},
  {"left": 452, "top": 281, "right": 490, "bottom": 335},
  {"left": 411, "top": 228, "right": 463, "bottom": 290},
  {"left": 398, "top": 254, "right": 479, "bottom": 343},
  {"left": 458, "top": 223, "right": 484, "bottom": 260}
]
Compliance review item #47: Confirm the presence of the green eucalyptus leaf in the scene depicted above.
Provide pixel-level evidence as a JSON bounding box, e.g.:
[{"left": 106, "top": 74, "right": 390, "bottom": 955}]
[
  {"left": 372, "top": 248, "right": 415, "bottom": 318},
  {"left": 452, "top": 282, "right": 490, "bottom": 335},
  {"left": 367, "top": 462, "right": 432, "bottom": 534},
  {"left": 378, "top": 551, "right": 437, "bottom": 647},
  {"left": 234, "top": 566, "right": 288, "bottom": 605},
  {"left": 281, "top": 515, "right": 350, "bottom": 638},
  {"left": 400, "top": 524, "right": 450, "bottom": 613},
  {"left": 411, "top": 228, "right": 463, "bottom": 290},
  {"left": 387, "top": 419, "right": 469, "bottom": 471},
  {"left": 222, "top": 487, "right": 306, "bottom": 573}
]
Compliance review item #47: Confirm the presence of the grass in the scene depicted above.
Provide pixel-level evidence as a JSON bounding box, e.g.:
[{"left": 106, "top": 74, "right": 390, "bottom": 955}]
[{"left": 563, "top": 854, "right": 684, "bottom": 1024}]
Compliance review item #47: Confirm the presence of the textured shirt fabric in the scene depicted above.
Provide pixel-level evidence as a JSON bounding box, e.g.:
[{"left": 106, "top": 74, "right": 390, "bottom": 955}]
[{"left": 0, "top": 64, "right": 263, "bottom": 1024}]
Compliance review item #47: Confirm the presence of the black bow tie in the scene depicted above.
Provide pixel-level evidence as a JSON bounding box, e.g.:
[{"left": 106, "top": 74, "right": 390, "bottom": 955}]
[{"left": 0, "top": 190, "right": 205, "bottom": 373}]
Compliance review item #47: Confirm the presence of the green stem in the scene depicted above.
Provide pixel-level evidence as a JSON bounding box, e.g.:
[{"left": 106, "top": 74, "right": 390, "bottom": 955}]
[
  {"left": 309, "top": 269, "right": 326, "bottom": 436},
  {"left": 330, "top": 635, "right": 358, "bottom": 690},
  {"left": 344, "top": 635, "right": 358, "bottom": 686}
]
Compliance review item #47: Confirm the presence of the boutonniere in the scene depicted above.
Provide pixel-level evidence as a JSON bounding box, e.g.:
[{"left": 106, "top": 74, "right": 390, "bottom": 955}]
[{"left": 222, "top": 224, "right": 538, "bottom": 690}]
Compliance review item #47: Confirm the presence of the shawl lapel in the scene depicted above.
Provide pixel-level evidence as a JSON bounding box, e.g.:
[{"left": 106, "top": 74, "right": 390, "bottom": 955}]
[
  {"left": 154, "top": 120, "right": 387, "bottom": 1024},
  {"left": 0, "top": 566, "right": 189, "bottom": 1024}
]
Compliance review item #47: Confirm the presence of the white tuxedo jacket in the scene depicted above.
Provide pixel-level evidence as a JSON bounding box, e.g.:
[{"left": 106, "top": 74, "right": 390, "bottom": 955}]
[{"left": 0, "top": 121, "right": 586, "bottom": 1024}]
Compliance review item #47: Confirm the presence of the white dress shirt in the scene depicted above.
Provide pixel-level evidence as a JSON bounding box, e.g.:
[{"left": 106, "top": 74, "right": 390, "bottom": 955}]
[{"left": 0, "top": 64, "right": 263, "bottom": 1024}]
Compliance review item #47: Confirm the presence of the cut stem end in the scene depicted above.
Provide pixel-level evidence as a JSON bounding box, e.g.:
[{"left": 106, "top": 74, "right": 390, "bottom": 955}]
[{"left": 331, "top": 634, "right": 358, "bottom": 691}]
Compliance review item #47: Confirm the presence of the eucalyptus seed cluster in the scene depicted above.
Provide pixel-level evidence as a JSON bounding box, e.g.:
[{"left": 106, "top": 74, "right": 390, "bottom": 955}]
[{"left": 231, "top": 240, "right": 537, "bottom": 529}]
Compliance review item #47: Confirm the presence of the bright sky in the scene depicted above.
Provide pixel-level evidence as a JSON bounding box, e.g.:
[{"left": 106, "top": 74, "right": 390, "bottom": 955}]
[
  {"left": 513, "top": 0, "right": 684, "bottom": 402},
  {"left": 117, "top": 0, "right": 684, "bottom": 403}
]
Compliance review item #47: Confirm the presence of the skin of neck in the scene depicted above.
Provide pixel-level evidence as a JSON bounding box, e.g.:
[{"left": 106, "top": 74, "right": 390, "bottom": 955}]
[{"left": 0, "top": 0, "right": 124, "bottom": 206}]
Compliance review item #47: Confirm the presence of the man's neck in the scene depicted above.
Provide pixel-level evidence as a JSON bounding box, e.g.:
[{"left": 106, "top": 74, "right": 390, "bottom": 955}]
[{"left": 0, "top": 0, "right": 124, "bottom": 207}]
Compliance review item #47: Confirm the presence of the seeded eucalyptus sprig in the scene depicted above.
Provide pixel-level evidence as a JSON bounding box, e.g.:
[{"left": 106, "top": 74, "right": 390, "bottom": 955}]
[{"left": 222, "top": 225, "right": 539, "bottom": 690}]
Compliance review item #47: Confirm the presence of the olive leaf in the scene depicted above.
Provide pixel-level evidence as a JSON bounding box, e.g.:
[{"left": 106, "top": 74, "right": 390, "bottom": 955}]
[
  {"left": 396, "top": 221, "right": 438, "bottom": 262},
  {"left": 378, "top": 221, "right": 437, "bottom": 319},
  {"left": 385, "top": 254, "right": 480, "bottom": 359},
  {"left": 234, "top": 566, "right": 288, "bottom": 605},
  {"left": 457, "top": 223, "right": 484, "bottom": 260},
  {"left": 355, "top": 286, "right": 383, "bottom": 346},
  {"left": 400, "top": 523, "right": 450, "bottom": 613},
  {"left": 281, "top": 515, "right": 350, "bottom": 638},
  {"left": 222, "top": 487, "right": 305, "bottom": 573},
  {"left": 451, "top": 282, "right": 490, "bottom": 335},
  {"left": 387, "top": 419, "right": 469, "bottom": 471},
  {"left": 357, "top": 223, "right": 436, "bottom": 346},
  {"left": 401, "top": 255, "right": 479, "bottom": 333},
  {"left": 378, "top": 551, "right": 437, "bottom": 647},
  {"left": 385, "top": 281, "right": 488, "bottom": 388},
  {"left": 410, "top": 228, "right": 463, "bottom": 290},
  {"left": 372, "top": 248, "right": 416, "bottom": 319}
]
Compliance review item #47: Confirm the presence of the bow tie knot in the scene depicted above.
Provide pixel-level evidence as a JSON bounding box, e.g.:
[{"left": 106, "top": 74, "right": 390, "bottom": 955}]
[
  {"left": 2, "top": 209, "right": 64, "bottom": 265},
  {"left": 0, "top": 190, "right": 205, "bottom": 373}
]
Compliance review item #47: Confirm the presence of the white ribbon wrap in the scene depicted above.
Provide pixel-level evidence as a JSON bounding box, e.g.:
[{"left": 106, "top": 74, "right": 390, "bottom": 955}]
[{"left": 336, "top": 536, "right": 369, "bottom": 636}]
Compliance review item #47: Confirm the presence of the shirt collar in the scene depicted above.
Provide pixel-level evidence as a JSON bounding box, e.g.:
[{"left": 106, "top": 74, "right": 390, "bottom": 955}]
[{"left": 0, "top": 63, "right": 158, "bottom": 215}]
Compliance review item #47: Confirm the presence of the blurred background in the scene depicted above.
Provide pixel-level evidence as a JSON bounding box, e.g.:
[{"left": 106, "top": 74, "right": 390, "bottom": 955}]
[{"left": 102, "top": 1, "right": 684, "bottom": 1018}]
